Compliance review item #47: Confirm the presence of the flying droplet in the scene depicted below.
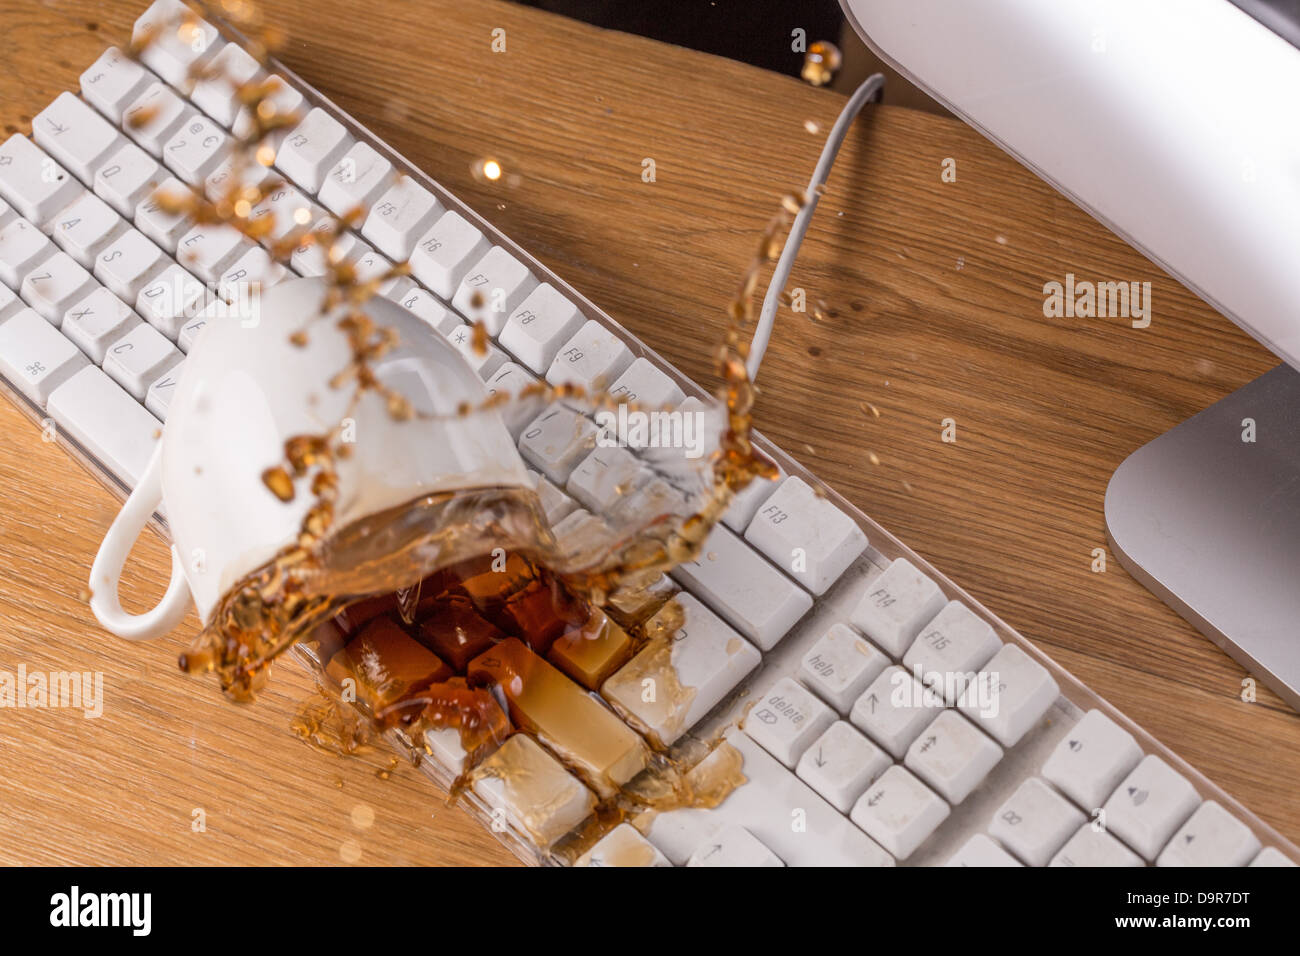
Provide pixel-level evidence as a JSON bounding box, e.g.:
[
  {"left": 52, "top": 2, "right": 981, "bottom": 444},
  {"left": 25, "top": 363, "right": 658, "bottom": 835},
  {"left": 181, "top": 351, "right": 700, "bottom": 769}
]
[{"left": 801, "top": 41, "right": 842, "bottom": 87}]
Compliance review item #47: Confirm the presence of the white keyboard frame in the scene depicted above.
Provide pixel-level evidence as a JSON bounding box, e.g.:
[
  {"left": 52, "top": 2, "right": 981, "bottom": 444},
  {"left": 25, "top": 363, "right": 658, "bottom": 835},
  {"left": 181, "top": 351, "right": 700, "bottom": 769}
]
[{"left": 0, "top": 9, "right": 1295, "bottom": 868}]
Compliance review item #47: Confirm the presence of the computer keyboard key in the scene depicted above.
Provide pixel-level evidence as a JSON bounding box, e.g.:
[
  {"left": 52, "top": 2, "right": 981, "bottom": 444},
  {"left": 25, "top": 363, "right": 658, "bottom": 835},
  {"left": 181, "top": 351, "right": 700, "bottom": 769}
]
[
  {"left": 81, "top": 47, "right": 156, "bottom": 124},
  {"left": 133, "top": 0, "right": 223, "bottom": 87},
  {"left": 602, "top": 593, "right": 759, "bottom": 748},
  {"left": 410, "top": 209, "right": 491, "bottom": 299},
  {"left": 642, "top": 729, "right": 894, "bottom": 867},
  {"left": 318, "top": 141, "right": 395, "bottom": 218},
  {"left": 162, "top": 116, "right": 231, "bottom": 186},
  {"left": 850, "top": 664, "right": 944, "bottom": 759},
  {"left": 177, "top": 223, "right": 248, "bottom": 282},
  {"left": 135, "top": 177, "right": 195, "bottom": 251},
  {"left": 393, "top": 287, "right": 456, "bottom": 333},
  {"left": 795, "top": 719, "right": 891, "bottom": 812},
  {"left": 102, "top": 321, "right": 182, "bottom": 401},
  {"left": 1041, "top": 709, "right": 1143, "bottom": 812},
  {"left": 575, "top": 823, "right": 672, "bottom": 867},
  {"left": 744, "top": 676, "right": 836, "bottom": 768},
  {"left": 1156, "top": 800, "right": 1260, "bottom": 867},
  {"left": 849, "top": 557, "right": 947, "bottom": 658},
  {"left": 547, "top": 608, "right": 634, "bottom": 690},
  {"left": 95, "top": 229, "right": 168, "bottom": 301},
  {"left": 145, "top": 360, "right": 184, "bottom": 422},
  {"left": 850, "top": 764, "right": 950, "bottom": 861},
  {"left": 62, "top": 288, "right": 140, "bottom": 364},
  {"left": 485, "top": 362, "right": 542, "bottom": 440},
  {"left": 0, "top": 136, "right": 83, "bottom": 228},
  {"left": 0, "top": 197, "right": 11, "bottom": 230},
  {"left": 204, "top": 152, "right": 273, "bottom": 204},
  {"left": 957, "top": 644, "right": 1059, "bottom": 747},
  {"left": 48, "top": 365, "right": 162, "bottom": 488},
  {"left": 232, "top": 75, "right": 306, "bottom": 150},
  {"left": 123, "top": 83, "right": 196, "bottom": 156},
  {"left": 722, "top": 469, "right": 781, "bottom": 532},
  {"left": 902, "top": 600, "right": 1002, "bottom": 704},
  {"left": 518, "top": 404, "right": 599, "bottom": 484},
  {"left": 565, "top": 447, "right": 648, "bottom": 513},
  {"left": 530, "top": 471, "right": 577, "bottom": 526},
  {"left": 0, "top": 284, "right": 19, "bottom": 323},
  {"left": 1250, "top": 847, "right": 1298, "bottom": 867},
  {"left": 1049, "top": 824, "right": 1144, "bottom": 867},
  {"left": 95, "top": 142, "right": 165, "bottom": 218},
  {"left": 51, "top": 191, "right": 128, "bottom": 268},
  {"left": 670, "top": 522, "right": 813, "bottom": 650},
  {"left": 499, "top": 283, "right": 586, "bottom": 374},
  {"left": 275, "top": 108, "right": 353, "bottom": 194},
  {"left": 216, "top": 246, "right": 287, "bottom": 304},
  {"left": 547, "top": 319, "right": 633, "bottom": 392},
  {"left": 0, "top": 218, "right": 55, "bottom": 289},
  {"left": 177, "top": 312, "right": 210, "bottom": 353},
  {"left": 799, "top": 623, "right": 892, "bottom": 713},
  {"left": 444, "top": 323, "right": 509, "bottom": 379},
  {"left": 0, "top": 308, "right": 89, "bottom": 406},
  {"left": 904, "top": 709, "right": 1002, "bottom": 804},
  {"left": 945, "top": 834, "right": 1023, "bottom": 867},
  {"left": 470, "top": 734, "right": 596, "bottom": 849},
  {"left": 745, "top": 476, "right": 868, "bottom": 595},
  {"left": 607, "top": 356, "right": 685, "bottom": 409},
  {"left": 687, "top": 825, "right": 783, "bottom": 867},
  {"left": 191, "top": 43, "right": 264, "bottom": 128},
  {"left": 990, "top": 778, "right": 1086, "bottom": 866},
  {"left": 249, "top": 185, "right": 321, "bottom": 246},
  {"left": 1109, "top": 757, "right": 1203, "bottom": 866},
  {"left": 452, "top": 245, "right": 538, "bottom": 336},
  {"left": 136, "top": 263, "right": 209, "bottom": 339},
  {"left": 21, "top": 252, "right": 96, "bottom": 324},
  {"left": 362, "top": 177, "right": 442, "bottom": 261},
  {"left": 34, "top": 92, "right": 126, "bottom": 184}
]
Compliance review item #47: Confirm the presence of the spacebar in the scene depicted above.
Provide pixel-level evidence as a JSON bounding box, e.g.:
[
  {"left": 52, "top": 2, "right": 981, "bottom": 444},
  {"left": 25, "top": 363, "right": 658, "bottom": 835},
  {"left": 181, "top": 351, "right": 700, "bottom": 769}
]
[{"left": 638, "top": 729, "right": 895, "bottom": 867}]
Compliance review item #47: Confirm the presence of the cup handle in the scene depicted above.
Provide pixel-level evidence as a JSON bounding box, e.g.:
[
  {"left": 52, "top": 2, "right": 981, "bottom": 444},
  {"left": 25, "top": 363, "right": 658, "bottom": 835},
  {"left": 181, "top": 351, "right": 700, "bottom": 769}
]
[{"left": 89, "top": 442, "right": 192, "bottom": 641}]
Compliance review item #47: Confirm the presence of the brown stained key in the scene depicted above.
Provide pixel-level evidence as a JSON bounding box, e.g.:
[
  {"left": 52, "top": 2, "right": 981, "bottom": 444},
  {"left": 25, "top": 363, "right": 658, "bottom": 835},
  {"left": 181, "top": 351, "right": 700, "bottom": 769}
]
[
  {"left": 415, "top": 594, "right": 507, "bottom": 671},
  {"left": 326, "top": 616, "right": 451, "bottom": 712},
  {"left": 547, "top": 608, "right": 634, "bottom": 690}
]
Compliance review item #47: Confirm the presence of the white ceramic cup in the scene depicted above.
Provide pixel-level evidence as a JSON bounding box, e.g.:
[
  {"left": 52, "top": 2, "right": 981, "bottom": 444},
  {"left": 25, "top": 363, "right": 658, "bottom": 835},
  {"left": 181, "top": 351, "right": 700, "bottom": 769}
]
[{"left": 89, "top": 277, "right": 531, "bottom": 640}]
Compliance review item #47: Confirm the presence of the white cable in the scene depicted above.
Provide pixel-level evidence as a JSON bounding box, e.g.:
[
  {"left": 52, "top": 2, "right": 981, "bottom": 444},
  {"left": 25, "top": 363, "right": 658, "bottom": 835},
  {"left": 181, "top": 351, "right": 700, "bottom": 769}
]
[{"left": 747, "top": 73, "right": 885, "bottom": 381}]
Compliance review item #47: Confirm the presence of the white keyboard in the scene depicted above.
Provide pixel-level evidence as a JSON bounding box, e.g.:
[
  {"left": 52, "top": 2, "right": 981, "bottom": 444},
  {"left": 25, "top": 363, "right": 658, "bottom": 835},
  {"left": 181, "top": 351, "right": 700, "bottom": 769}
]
[{"left": 0, "top": 0, "right": 1296, "bottom": 868}]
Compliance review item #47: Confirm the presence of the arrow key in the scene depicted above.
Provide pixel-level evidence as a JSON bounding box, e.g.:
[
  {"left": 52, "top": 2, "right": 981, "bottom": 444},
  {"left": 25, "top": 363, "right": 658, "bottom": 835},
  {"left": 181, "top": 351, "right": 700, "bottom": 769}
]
[{"left": 796, "top": 720, "right": 891, "bottom": 812}]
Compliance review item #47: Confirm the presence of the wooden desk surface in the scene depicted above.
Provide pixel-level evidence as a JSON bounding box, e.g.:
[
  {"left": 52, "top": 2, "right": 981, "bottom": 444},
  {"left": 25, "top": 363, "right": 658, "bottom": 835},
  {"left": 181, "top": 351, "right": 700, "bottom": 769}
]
[{"left": 0, "top": 0, "right": 1295, "bottom": 865}]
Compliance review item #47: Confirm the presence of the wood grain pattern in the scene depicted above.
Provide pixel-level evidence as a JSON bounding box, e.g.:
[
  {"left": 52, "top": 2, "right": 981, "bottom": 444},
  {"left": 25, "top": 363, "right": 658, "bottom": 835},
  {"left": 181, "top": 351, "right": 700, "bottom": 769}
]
[{"left": 0, "top": 0, "right": 1294, "bottom": 865}]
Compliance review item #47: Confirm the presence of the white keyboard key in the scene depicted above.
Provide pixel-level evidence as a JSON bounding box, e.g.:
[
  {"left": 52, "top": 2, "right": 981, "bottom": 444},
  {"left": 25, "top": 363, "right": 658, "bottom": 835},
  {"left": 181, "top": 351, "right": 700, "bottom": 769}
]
[
  {"left": 133, "top": 0, "right": 222, "bottom": 87},
  {"left": 81, "top": 47, "right": 155, "bottom": 124},
  {"left": 485, "top": 362, "right": 543, "bottom": 440},
  {"left": 51, "top": 191, "right": 128, "bottom": 267},
  {"left": 850, "top": 664, "right": 945, "bottom": 758},
  {"left": 176, "top": 223, "right": 248, "bottom": 282},
  {"left": 102, "top": 321, "right": 182, "bottom": 400},
  {"left": 217, "top": 246, "right": 286, "bottom": 304},
  {"left": 0, "top": 197, "right": 12, "bottom": 230},
  {"left": 1157, "top": 800, "right": 1260, "bottom": 867},
  {"left": 799, "top": 623, "right": 890, "bottom": 712},
  {"left": 95, "top": 229, "right": 168, "bottom": 301},
  {"left": 565, "top": 446, "right": 648, "bottom": 512},
  {"left": 351, "top": 245, "right": 393, "bottom": 285},
  {"left": 518, "top": 404, "right": 599, "bottom": 484},
  {"left": 1250, "top": 847, "right": 1298, "bottom": 867},
  {"left": 204, "top": 152, "right": 273, "bottom": 203},
  {"left": 642, "top": 730, "right": 894, "bottom": 867},
  {"left": 902, "top": 600, "right": 1002, "bottom": 704},
  {"left": 795, "top": 719, "right": 891, "bottom": 812},
  {"left": 275, "top": 108, "right": 352, "bottom": 194},
  {"left": 135, "top": 176, "right": 194, "bottom": 251},
  {"left": 0, "top": 284, "right": 20, "bottom": 323},
  {"left": 162, "top": 115, "right": 230, "bottom": 186},
  {"left": 946, "top": 834, "right": 1023, "bottom": 867},
  {"left": 177, "top": 312, "right": 210, "bottom": 353},
  {"left": 0, "top": 135, "right": 82, "bottom": 227},
  {"left": 136, "top": 264, "right": 208, "bottom": 339},
  {"left": 452, "top": 245, "right": 537, "bottom": 335},
  {"left": 410, "top": 209, "right": 490, "bottom": 299},
  {"left": 546, "top": 318, "right": 633, "bottom": 392},
  {"left": 1049, "top": 824, "right": 1145, "bottom": 867},
  {"left": 849, "top": 557, "right": 947, "bottom": 658},
  {"left": 444, "top": 322, "right": 509, "bottom": 378},
  {"left": 531, "top": 471, "right": 577, "bottom": 526},
  {"left": 94, "top": 142, "right": 165, "bottom": 218},
  {"left": 723, "top": 469, "right": 781, "bottom": 532},
  {"left": 471, "top": 734, "right": 595, "bottom": 849},
  {"left": 990, "top": 778, "right": 1086, "bottom": 866},
  {"left": 145, "top": 360, "right": 184, "bottom": 421},
  {"left": 957, "top": 644, "right": 1059, "bottom": 747},
  {"left": 0, "top": 217, "right": 55, "bottom": 288},
  {"left": 851, "top": 764, "right": 949, "bottom": 861},
  {"left": 48, "top": 366, "right": 162, "bottom": 487},
  {"left": 33, "top": 92, "right": 125, "bottom": 183},
  {"left": 687, "top": 825, "right": 783, "bottom": 867},
  {"left": 670, "top": 522, "right": 813, "bottom": 650},
  {"left": 288, "top": 217, "right": 356, "bottom": 277},
  {"left": 231, "top": 75, "right": 306, "bottom": 150},
  {"left": 392, "top": 286, "right": 455, "bottom": 332},
  {"left": 745, "top": 476, "right": 868, "bottom": 595},
  {"left": 21, "top": 251, "right": 95, "bottom": 324},
  {"left": 123, "top": 83, "right": 195, "bottom": 156},
  {"left": 249, "top": 184, "right": 321, "bottom": 246},
  {"left": 603, "top": 593, "right": 759, "bottom": 747},
  {"left": 0, "top": 307, "right": 89, "bottom": 406},
  {"left": 361, "top": 177, "right": 442, "bottom": 261},
  {"left": 62, "top": 287, "right": 140, "bottom": 363},
  {"left": 499, "top": 282, "right": 585, "bottom": 374},
  {"left": 191, "top": 43, "right": 264, "bottom": 128},
  {"left": 744, "top": 676, "right": 837, "bottom": 768},
  {"left": 607, "top": 357, "right": 685, "bottom": 409},
  {"left": 1041, "top": 709, "right": 1143, "bottom": 812},
  {"left": 1102, "top": 755, "right": 1202, "bottom": 861},
  {"left": 904, "top": 709, "right": 1002, "bottom": 804},
  {"left": 318, "top": 141, "right": 394, "bottom": 217},
  {"left": 575, "top": 824, "right": 672, "bottom": 868}
]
